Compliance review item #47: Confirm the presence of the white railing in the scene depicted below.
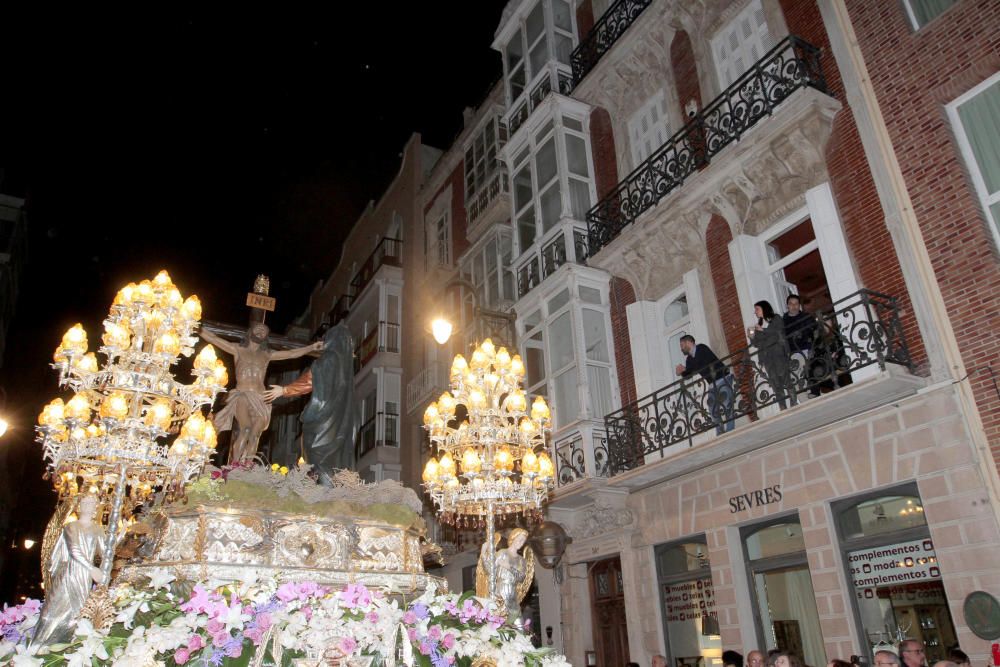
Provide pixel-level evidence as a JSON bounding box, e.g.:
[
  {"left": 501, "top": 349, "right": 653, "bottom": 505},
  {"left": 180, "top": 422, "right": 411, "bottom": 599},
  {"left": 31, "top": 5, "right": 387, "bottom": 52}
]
[{"left": 406, "top": 361, "right": 448, "bottom": 414}]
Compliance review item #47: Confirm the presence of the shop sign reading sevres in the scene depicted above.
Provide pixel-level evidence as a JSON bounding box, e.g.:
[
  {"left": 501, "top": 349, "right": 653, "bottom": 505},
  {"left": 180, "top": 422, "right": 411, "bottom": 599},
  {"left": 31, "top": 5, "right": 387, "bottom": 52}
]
[
  {"left": 848, "top": 538, "right": 940, "bottom": 597},
  {"left": 728, "top": 485, "right": 782, "bottom": 513}
]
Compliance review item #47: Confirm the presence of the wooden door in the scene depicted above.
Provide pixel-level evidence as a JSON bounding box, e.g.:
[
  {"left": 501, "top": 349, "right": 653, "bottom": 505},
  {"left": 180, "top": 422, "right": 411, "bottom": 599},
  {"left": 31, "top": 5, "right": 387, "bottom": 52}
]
[{"left": 590, "top": 556, "right": 630, "bottom": 667}]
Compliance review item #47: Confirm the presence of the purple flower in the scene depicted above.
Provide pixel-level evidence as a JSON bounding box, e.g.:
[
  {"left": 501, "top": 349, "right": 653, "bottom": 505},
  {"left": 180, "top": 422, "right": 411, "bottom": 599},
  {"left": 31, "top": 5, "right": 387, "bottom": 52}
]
[
  {"left": 419, "top": 641, "right": 434, "bottom": 656},
  {"left": 431, "top": 650, "right": 450, "bottom": 667},
  {"left": 409, "top": 603, "right": 429, "bottom": 620},
  {"left": 208, "top": 649, "right": 225, "bottom": 666}
]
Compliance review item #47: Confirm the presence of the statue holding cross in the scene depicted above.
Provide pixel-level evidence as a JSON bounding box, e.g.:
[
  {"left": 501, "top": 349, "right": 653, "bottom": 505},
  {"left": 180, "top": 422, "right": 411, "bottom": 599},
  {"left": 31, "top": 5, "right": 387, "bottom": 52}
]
[{"left": 201, "top": 323, "right": 322, "bottom": 464}]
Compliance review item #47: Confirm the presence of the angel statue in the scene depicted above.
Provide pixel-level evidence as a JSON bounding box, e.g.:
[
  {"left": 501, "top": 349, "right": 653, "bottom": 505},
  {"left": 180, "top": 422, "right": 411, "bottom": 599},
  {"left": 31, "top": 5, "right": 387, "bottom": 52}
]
[
  {"left": 31, "top": 495, "right": 107, "bottom": 648},
  {"left": 475, "top": 528, "right": 534, "bottom": 626}
]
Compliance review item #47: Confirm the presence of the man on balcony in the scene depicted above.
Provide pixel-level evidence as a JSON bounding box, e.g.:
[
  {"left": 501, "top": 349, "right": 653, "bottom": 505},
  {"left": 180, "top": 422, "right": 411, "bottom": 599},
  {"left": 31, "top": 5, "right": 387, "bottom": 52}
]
[
  {"left": 675, "top": 335, "right": 735, "bottom": 435},
  {"left": 782, "top": 294, "right": 817, "bottom": 399}
]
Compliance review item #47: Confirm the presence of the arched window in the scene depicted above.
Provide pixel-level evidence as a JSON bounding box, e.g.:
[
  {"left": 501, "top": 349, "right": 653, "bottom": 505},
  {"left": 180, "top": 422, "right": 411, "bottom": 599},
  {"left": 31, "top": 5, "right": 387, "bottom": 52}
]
[
  {"left": 741, "top": 516, "right": 826, "bottom": 667},
  {"left": 834, "top": 485, "right": 957, "bottom": 664},
  {"left": 655, "top": 537, "right": 720, "bottom": 667}
]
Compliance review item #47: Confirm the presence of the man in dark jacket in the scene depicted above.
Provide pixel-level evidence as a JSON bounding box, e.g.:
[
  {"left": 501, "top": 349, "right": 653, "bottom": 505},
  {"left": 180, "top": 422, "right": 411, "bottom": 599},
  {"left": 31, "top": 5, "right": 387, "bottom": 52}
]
[
  {"left": 675, "top": 335, "right": 735, "bottom": 434},
  {"left": 782, "top": 294, "right": 817, "bottom": 397}
]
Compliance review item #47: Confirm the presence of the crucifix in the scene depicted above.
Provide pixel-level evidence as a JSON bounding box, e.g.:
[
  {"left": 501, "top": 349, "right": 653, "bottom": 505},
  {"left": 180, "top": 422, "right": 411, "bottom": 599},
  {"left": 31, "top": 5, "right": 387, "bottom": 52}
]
[{"left": 200, "top": 275, "right": 321, "bottom": 464}]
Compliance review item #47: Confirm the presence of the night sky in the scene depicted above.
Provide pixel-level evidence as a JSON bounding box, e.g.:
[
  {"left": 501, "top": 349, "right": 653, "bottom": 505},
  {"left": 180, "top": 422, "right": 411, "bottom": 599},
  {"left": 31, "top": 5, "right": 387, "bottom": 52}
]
[{"left": 0, "top": 3, "right": 507, "bottom": 596}]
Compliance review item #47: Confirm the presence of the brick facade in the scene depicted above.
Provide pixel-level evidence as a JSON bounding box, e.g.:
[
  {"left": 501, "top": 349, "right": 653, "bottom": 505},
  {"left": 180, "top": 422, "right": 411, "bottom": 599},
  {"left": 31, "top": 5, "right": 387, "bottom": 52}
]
[
  {"left": 840, "top": 0, "right": 1000, "bottom": 459},
  {"left": 576, "top": 0, "right": 595, "bottom": 48},
  {"left": 669, "top": 29, "right": 702, "bottom": 117},
  {"left": 778, "top": 0, "right": 928, "bottom": 372},
  {"left": 590, "top": 107, "right": 619, "bottom": 199},
  {"left": 706, "top": 214, "right": 744, "bottom": 358},
  {"left": 423, "top": 162, "right": 469, "bottom": 262},
  {"left": 610, "top": 276, "right": 638, "bottom": 407}
]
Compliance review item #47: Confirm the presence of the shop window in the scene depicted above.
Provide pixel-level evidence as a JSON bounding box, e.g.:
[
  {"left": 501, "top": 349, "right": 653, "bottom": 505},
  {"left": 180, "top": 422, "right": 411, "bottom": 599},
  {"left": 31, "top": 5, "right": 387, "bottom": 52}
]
[
  {"left": 656, "top": 537, "right": 722, "bottom": 667},
  {"left": 835, "top": 486, "right": 957, "bottom": 664},
  {"left": 742, "top": 517, "right": 827, "bottom": 667}
]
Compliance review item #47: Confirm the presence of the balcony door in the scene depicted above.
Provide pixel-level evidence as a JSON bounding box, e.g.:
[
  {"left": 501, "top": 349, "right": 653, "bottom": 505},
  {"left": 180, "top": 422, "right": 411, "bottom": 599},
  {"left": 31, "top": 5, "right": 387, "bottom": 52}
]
[
  {"left": 589, "top": 556, "right": 630, "bottom": 667},
  {"left": 711, "top": 0, "right": 775, "bottom": 89}
]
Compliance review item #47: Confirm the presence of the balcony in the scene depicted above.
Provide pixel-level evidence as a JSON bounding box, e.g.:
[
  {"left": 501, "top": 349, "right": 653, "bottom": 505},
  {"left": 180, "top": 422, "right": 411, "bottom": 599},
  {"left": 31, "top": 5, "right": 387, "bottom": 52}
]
[
  {"left": 508, "top": 62, "right": 574, "bottom": 137},
  {"left": 329, "top": 294, "right": 353, "bottom": 326},
  {"left": 570, "top": 0, "right": 652, "bottom": 88},
  {"left": 356, "top": 411, "right": 400, "bottom": 459},
  {"left": 467, "top": 170, "right": 510, "bottom": 229},
  {"left": 516, "top": 222, "right": 591, "bottom": 297},
  {"left": 586, "top": 36, "right": 829, "bottom": 256},
  {"left": 603, "top": 290, "right": 920, "bottom": 486},
  {"left": 553, "top": 422, "right": 610, "bottom": 486},
  {"left": 406, "top": 361, "right": 448, "bottom": 414},
  {"left": 353, "top": 321, "right": 400, "bottom": 375},
  {"left": 350, "top": 237, "right": 403, "bottom": 299}
]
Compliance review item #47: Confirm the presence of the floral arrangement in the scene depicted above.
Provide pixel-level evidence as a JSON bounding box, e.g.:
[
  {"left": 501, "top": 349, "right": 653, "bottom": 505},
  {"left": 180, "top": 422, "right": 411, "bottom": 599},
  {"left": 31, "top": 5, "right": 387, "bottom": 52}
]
[
  {"left": 182, "top": 463, "right": 424, "bottom": 529},
  {"left": 0, "top": 578, "right": 570, "bottom": 667}
]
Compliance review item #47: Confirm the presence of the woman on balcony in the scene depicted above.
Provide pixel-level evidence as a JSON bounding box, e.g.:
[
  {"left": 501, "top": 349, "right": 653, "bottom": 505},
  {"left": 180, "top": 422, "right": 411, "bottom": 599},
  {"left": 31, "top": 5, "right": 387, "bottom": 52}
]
[{"left": 748, "top": 300, "right": 797, "bottom": 410}]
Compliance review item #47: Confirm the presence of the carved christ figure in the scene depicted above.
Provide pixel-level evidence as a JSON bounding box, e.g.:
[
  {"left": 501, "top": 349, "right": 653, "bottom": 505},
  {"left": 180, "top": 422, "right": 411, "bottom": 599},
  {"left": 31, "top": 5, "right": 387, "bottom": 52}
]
[{"left": 201, "top": 322, "right": 321, "bottom": 463}]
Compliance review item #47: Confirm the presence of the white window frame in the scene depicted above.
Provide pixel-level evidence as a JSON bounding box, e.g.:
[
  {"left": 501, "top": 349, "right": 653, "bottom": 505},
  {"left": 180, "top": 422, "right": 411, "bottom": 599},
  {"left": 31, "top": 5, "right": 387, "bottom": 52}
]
[
  {"left": 902, "top": 0, "right": 956, "bottom": 30},
  {"left": 946, "top": 71, "right": 1000, "bottom": 251},
  {"left": 628, "top": 90, "right": 670, "bottom": 168},
  {"left": 508, "top": 103, "right": 597, "bottom": 259},
  {"left": 710, "top": 0, "right": 774, "bottom": 89},
  {"left": 517, "top": 271, "right": 620, "bottom": 430},
  {"left": 464, "top": 114, "right": 506, "bottom": 202},
  {"left": 500, "top": 0, "right": 577, "bottom": 109},
  {"left": 425, "top": 188, "right": 453, "bottom": 270}
]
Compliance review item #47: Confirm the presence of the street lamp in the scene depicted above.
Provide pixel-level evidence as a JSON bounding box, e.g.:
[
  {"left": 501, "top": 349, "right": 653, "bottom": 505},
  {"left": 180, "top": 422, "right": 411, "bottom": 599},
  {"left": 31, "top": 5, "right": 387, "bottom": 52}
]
[
  {"left": 429, "top": 277, "right": 515, "bottom": 349},
  {"left": 431, "top": 318, "right": 454, "bottom": 345},
  {"left": 22, "top": 539, "right": 35, "bottom": 550},
  {"left": 0, "top": 417, "right": 8, "bottom": 438}
]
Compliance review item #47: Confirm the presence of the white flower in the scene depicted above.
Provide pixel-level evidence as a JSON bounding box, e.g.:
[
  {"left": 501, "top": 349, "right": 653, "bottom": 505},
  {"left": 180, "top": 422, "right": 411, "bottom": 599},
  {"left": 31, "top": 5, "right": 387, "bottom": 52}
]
[
  {"left": 146, "top": 570, "right": 176, "bottom": 591},
  {"left": 10, "top": 645, "right": 43, "bottom": 667}
]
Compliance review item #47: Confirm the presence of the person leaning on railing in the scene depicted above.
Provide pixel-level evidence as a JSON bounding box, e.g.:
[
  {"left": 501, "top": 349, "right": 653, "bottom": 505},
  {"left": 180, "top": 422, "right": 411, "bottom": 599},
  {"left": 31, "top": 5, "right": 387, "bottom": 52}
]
[
  {"left": 675, "top": 334, "right": 735, "bottom": 434},
  {"left": 782, "top": 294, "right": 817, "bottom": 397},
  {"left": 748, "top": 300, "right": 797, "bottom": 410}
]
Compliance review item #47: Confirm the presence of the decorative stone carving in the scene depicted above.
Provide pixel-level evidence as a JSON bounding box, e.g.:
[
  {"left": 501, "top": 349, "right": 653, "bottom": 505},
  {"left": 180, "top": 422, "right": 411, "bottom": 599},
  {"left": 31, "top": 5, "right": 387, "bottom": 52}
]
[{"left": 572, "top": 501, "right": 636, "bottom": 539}]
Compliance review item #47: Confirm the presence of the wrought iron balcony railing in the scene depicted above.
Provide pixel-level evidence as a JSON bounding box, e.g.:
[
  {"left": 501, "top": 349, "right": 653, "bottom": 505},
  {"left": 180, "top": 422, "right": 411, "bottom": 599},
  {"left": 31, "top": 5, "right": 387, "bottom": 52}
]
[
  {"left": 353, "top": 321, "right": 401, "bottom": 374},
  {"left": 508, "top": 63, "right": 575, "bottom": 137},
  {"left": 554, "top": 426, "right": 610, "bottom": 486},
  {"left": 467, "top": 170, "right": 510, "bottom": 227},
  {"left": 516, "top": 224, "right": 590, "bottom": 297},
  {"left": 586, "top": 35, "right": 829, "bottom": 255},
  {"left": 356, "top": 411, "right": 400, "bottom": 459},
  {"left": 350, "top": 237, "right": 402, "bottom": 298},
  {"left": 604, "top": 289, "right": 911, "bottom": 476},
  {"left": 570, "top": 0, "right": 652, "bottom": 87}
]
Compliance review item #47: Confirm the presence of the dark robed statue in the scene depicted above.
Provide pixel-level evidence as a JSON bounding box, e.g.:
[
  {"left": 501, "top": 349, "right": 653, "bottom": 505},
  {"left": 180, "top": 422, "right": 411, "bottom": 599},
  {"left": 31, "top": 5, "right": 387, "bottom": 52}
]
[{"left": 267, "top": 323, "right": 355, "bottom": 484}]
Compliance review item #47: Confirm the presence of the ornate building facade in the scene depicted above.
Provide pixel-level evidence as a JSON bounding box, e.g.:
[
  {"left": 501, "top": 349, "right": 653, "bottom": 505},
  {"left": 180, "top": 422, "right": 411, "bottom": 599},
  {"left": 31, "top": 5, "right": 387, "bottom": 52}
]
[{"left": 303, "top": 1, "right": 1000, "bottom": 665}]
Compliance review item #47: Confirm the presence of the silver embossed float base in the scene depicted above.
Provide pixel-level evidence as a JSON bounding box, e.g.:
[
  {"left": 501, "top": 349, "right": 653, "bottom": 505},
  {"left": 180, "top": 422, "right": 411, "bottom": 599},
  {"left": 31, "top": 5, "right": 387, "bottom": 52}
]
[{"left": 118, "top": 504, "right": 447, "bottom": 595}]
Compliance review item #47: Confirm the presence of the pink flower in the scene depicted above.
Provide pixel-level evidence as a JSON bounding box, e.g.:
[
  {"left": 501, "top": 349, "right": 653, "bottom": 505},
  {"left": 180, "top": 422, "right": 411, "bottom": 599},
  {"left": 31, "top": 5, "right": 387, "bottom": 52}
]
[
  {"left": 339, "top": 637, "right": 358, "bottom": 654},
  {"left": 276, "top": 582, "right": 300, "bottom": 603},
  {"left": 366, "top": 612, "right": 379, "bottom": 624},
  {"left": 205, "top": 619, "right": 223, "bottom": 635},
  {"left": 442, "top": 633, "right": 455, "bottom": 650},
  {"left": 419, "top": 641, "right": 433, "bottom": 656},
  {"left": 256, "top": 613, "right": 272, "bottom": 631},
  {"left": 187, "top": 635, "right": 205, "bottom": 651},
  {"left": 225, "top": 643, "right": 243, "bottom": 659},
  {"left": 245, "top": 627, "right": 265, "bottom": 645},
  {"left": 174, "top": 648, "right": 191, "bottom": 665},
  {"left": 428, "top": 625, "right": 442, "bottom": 641},
  {"left": 337, "top": 583, "right": 372, "bottom": 609},
  {"left": 181, "top": 585, "right": 216, "bottom": 614},
  {"left": 302, "top": 606, "right": 313, "bottom": 621},
  {"left": 212, "top": 631, "right": 230, "bottom": 647},
  {"left": 402, "top": 611, "right": 417, "bottom": 625},
  {"left": 407, "top": 628, "right": 418, "bottom": 642},
  {"left": 447, "top": 657, "right": 456, "bottom": 665}
]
